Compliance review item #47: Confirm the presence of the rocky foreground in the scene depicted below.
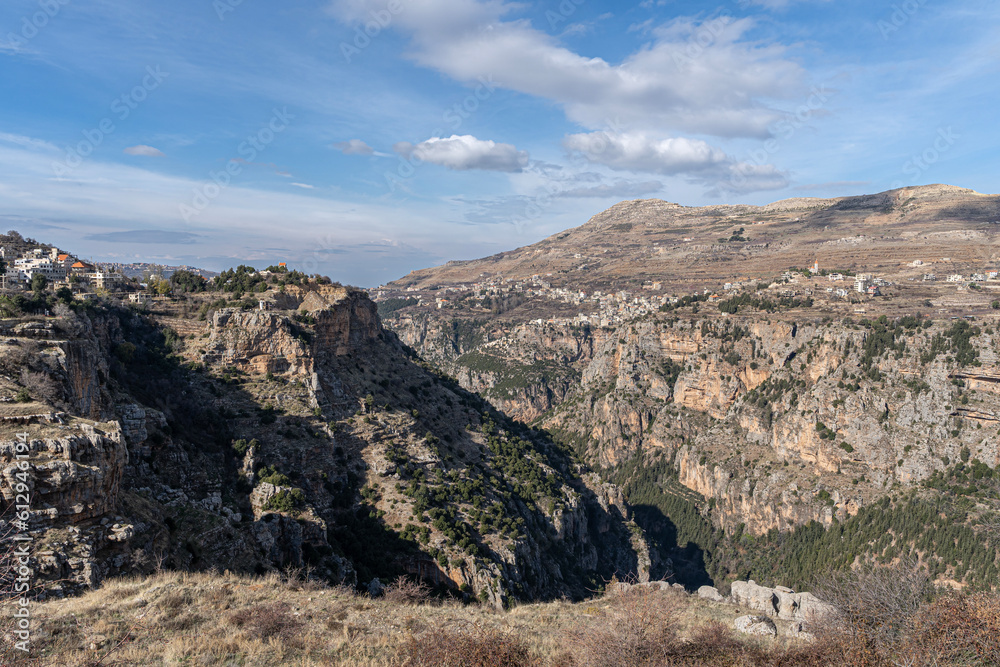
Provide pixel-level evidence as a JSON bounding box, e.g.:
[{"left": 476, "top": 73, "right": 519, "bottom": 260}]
[{"left": 11, "top": 569, "right": 998, "bottom": 666}]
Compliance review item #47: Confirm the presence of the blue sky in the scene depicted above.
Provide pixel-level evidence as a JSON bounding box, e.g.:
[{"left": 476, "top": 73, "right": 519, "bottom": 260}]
[{"left": 0, "top": 0, "right": 998, "bottom": 286}]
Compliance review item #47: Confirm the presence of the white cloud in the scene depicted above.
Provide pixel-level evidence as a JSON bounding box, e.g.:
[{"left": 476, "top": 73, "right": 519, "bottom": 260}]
[
  {"left": 556, "top": 179, "right": 664, "bottom": 199},
  {"left": 0, "top": 130, "right": 572, "bottom": 285},
  {"left": 563, "top": 130, "right": 788, "bottom": 195},
  {"left": 123, "top": 145, "right": 165, "bottom": 157},
  {"left": 395, "top": 135, "right": 529, "bottom": 172},
  {"left": 290, "top": 182, "right": 315, "bottom": 189},
  {"left": 328, "top": 0, "right": 806, "bottom": 138},
  {"left": 564, "top": 132, "right": 729, "bottom": 175},
  {"left": 332, "top": 139, "right": 375, "bottom": 155},
  {"left": 0, "top": 132, "right": 58, "bottom": 152}
]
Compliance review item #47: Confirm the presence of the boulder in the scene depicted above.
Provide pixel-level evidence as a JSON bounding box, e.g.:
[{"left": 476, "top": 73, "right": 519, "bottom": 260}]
[
  {"left": 730, "top": 580, "right": 834, "bottom": 622},
  {"left": 795, "top": 592, "right": 835, "bottom": 623},
  {"left": 697, "top": 585, "right": 725, "bottom": 602},
  {"left": 606, "top": 581, "right": 632, "bottom": 595},
  {"left": 734, "top": 615, "right": 777, "bottom": 637},
  {"left": 730, "top": 580, "right": 779, "bottom": 615},
  {"left": 636, "top": 581, "right": 672, "bottom": 592}
]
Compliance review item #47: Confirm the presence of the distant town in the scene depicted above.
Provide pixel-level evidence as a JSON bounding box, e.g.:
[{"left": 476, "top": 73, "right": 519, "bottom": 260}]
[
  {"left": 0, "top": 231, "right": 217, "bottom": 303},
  {"left": 373, "top": 257, "right": 1000, "bottom": 328}
]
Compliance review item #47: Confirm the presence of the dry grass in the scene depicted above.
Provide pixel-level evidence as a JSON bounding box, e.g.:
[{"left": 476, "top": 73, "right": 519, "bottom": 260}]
[
  {"left": 6, "top": 572, "right": 771, "bottom": 666},
  {"left": 8, "top": 570, "right": 998, "bottom": 666},
  {"left": 403, "top": 624, "right": 538, "bottom": 667}
]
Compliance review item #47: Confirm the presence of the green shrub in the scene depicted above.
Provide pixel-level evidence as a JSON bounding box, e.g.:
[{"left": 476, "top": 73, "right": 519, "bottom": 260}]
[{"left": 263, "top": 488, "right": 305, "bottom": 512}]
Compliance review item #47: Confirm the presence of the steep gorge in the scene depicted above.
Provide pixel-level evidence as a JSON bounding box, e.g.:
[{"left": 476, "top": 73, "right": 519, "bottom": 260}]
[{"left": 0, "top": 286, "right": 652, "bottom": 603}]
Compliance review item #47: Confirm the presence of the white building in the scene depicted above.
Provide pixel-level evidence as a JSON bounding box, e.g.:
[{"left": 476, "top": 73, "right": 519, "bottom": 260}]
[
  {"left": 84, "top": 271, "right": 124, "bottom": 290},
  {"left": 15, "top": 257, "right": 65, "bottom": 283}
]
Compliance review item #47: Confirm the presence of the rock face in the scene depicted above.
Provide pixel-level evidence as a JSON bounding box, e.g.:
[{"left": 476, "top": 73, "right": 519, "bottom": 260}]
[
  {"left": 205, "top": 310, "right": 313, "bottom": 375},
  {"left": 0, "top": 426, "right": 127, "bottom": 523},
  {"left": 729, "top": 580, "right": 834, "bottom": 623},
  {"left": 536, "top": 315, "right": 1000, "bottom": 536},
  {"left": 391, "top": 315, "right": 601, "bottom": 422},
  {"left": 393, "top": 308, "right": 1000, "bottom": 537}
]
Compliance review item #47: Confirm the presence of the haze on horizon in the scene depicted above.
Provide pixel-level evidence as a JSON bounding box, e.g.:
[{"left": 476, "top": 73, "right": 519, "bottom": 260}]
[{"left": 0, "top": 0, "right": 997, "bottom": 286}]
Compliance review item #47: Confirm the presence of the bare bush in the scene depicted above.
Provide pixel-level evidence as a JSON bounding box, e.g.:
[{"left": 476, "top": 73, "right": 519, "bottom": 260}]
[
  {"left": 383, "top": 575, "right": 431, "bottom": 606},
  {"left": 228, "top": 602, "right": 303, "bottom": 641},
  {"left": 0, "top": 346, "right": 30, "bottom": 377},
  {"left": 403, "top": 623, "right": 536, "bottom": 667},
  {"left": 570, "top": 587, "right": 680, "bottom": 667},
  {"left": 20, "top": 369, "right": 62, "bottom": 405},
  {"left": 812, "top": 559, "right": 929, "bottom": 664},
  {"left": 899, "top": 592, "right": 1000, "bottom": 666}
]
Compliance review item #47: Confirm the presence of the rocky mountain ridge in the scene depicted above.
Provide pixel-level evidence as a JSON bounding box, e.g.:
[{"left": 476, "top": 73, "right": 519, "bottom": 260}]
[
  {"left": 389, "top": 184, "right": 1000, "bottom": 294},
  {"left": 0, "top": 283, "right": 653, "bottom": 603}
]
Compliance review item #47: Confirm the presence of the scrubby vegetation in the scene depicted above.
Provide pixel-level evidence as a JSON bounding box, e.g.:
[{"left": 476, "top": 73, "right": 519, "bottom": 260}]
[
  {"left": 717, "top": 293, "right": 814, "bottom": 314},
  {"left": 17, "top": 568, "right": 1000, "bottom": 666}
]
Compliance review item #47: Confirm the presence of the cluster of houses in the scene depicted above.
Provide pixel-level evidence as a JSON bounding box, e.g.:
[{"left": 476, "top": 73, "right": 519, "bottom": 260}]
[
  {"left": 376, "top": 255, "right": 1000, "bottom": 335},
  {"left": 776, "top": 267, "right": 891, "bottom": 299},
  {"left": 375, "top": 272, "right": 672, "bottom": 328},
  {"left": 937, "top": 272, "right": 999, "bottom": 283},
  {"left": 1, "top": 245, "right": 125, "bottom": 292}
]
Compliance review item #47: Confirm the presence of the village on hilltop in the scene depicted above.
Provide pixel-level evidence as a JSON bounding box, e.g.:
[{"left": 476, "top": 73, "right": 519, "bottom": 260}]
[{"left": 0, "top": 231, "right": 219, "bottom": 307}]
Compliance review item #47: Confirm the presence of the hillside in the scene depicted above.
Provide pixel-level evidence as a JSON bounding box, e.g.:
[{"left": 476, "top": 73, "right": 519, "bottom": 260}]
[
  {"left": 376, "top": 185, "right": 1000, "bottom": 593},
  {"left": 0, "top": 269, "right": 651, "bottom": 607},
  {"left": 389, "top": 185, "right": 1000, "bottom": 295}
]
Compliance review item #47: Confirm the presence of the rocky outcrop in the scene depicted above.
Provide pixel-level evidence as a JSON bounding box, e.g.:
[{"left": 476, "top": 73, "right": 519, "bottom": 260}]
[
  {"left": 391, "top": 315, "right": 601, "bottom": 421},
  {"left": 311, "top": 291, "right": 383, "bottom": 355},
  {"left": 0, "top": 425, "right": 127, "bottom": 524},
  {"left": 697, "top": 585, "right": 725, "bottom": 602},
  {"left": 0, "top": 288, "right": 653, "bottom": 605},
  {"left": 204, "top": 310, "right": 313, "bottom": 375},
  {"left": 729, "top": 580, "right": 834, "bottom": 623}
]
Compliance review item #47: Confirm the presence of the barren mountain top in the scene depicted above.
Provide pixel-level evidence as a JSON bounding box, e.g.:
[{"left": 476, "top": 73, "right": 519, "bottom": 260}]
[{"left": 391, "top": 185, "right": 1000, "bottom": 292}]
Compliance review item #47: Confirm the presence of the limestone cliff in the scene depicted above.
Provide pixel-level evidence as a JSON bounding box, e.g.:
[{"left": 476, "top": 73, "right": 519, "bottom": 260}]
[{"left": 389, "top": 308, "right": 1000, "bottom": 538}]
